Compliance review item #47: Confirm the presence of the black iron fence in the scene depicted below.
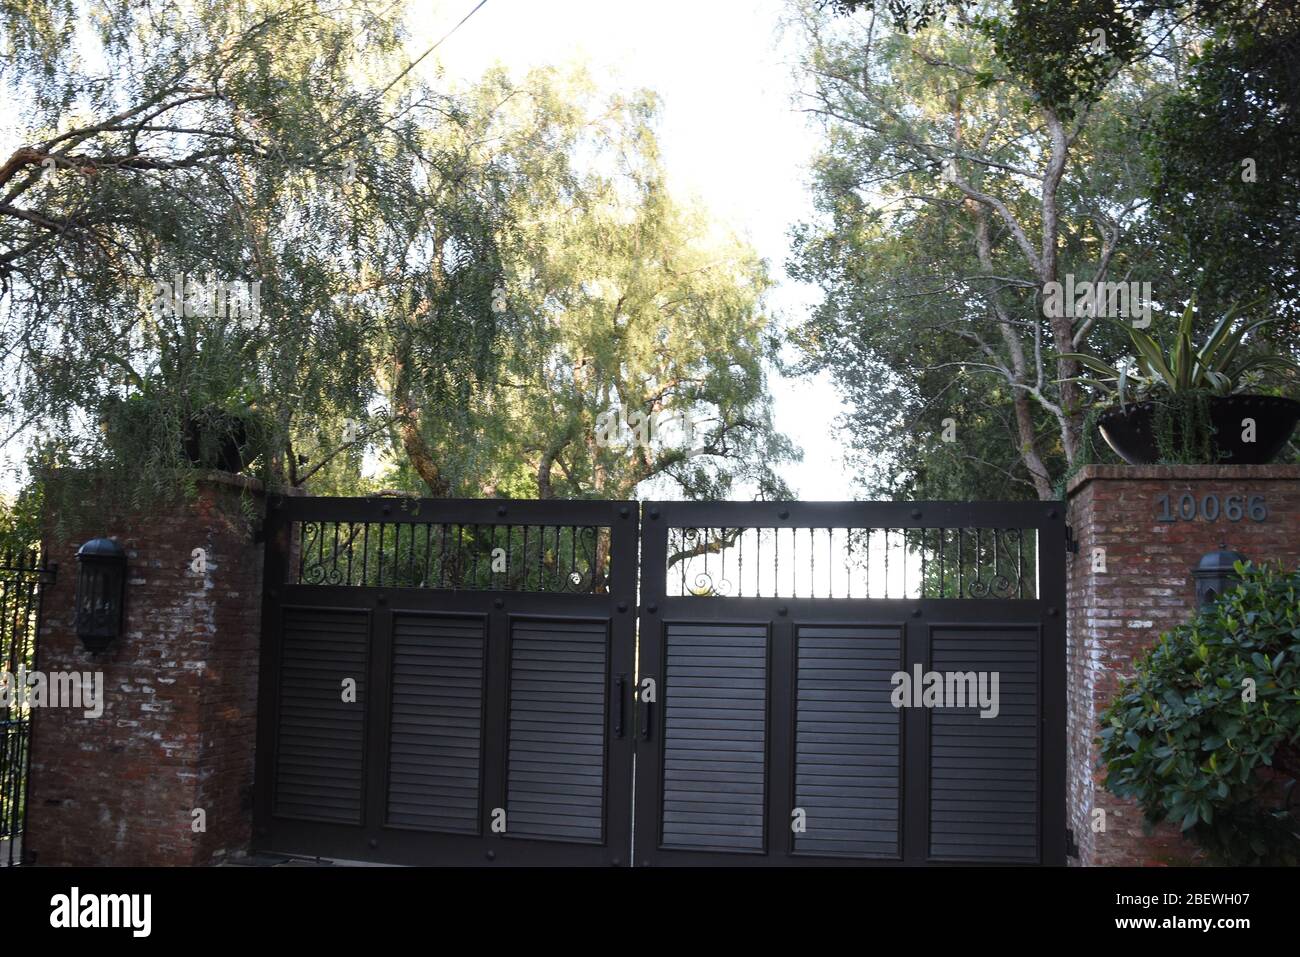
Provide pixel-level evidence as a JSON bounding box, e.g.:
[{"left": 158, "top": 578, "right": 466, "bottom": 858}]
[
  {"left": 0, "top": 550, "right": 53, "bottom": 867},
  {"left": 665, "top": 524, "right": 1040, "bottom": 599},
  {"left": 292, "top": 518, "right": 613, "bottom": 593}
]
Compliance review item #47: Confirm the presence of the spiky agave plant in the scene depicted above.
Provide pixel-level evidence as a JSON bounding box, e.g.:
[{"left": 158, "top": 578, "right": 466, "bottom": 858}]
[{"left": 1058, "top": 301, "right": 1299, "bottom": 409}]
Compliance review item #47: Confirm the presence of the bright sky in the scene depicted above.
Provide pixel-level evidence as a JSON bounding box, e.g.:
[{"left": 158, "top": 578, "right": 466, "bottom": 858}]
[{"left": 419, "top": 0, "right": 859, "bottom": 500}]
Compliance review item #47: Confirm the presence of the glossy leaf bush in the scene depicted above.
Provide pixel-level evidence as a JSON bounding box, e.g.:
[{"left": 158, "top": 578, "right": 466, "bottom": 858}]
[{"left": 1100, "top": 563, "right": 1300, "bottom": 865}]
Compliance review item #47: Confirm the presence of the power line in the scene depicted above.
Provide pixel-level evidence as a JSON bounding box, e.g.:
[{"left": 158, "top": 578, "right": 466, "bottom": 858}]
[{"left": 380, "top": 0, "right": 491, "bottom": 99}]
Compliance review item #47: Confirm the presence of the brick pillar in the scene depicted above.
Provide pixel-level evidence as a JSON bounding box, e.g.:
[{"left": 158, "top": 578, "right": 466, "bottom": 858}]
[
  {"left": 27, "top": 473, "right": 272, "bottom": 865},
  {"left": 1065, "top": 464, "right": 1300, "bottom": 866}
]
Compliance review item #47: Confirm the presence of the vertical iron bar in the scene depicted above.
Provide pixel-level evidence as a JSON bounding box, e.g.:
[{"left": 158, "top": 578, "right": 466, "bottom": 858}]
[
  {"left": 884, "top": 528, "right": 890, "bottom": 599},
  {"left": 738, "top": 527, "right": 744, "bottom": 598},
  {"left": 436, "top": 523, "right": 446, "bottom": 589},
  {"left": 807, "top": 527, "right": 814, "bottom": 599},
  {"left": 1017, "top": 528, "right": 1025, "bottom": 599},
  {"left": 957, "top": 527, "right": 964, "bottom": 598},
  {"left": 938, "top": 527, "right": 945, "bottom": 599},
  {"left": 920, "top": 527, "right": 927, "bottom": 599},
  {"left": 470, "top": 524, "right": 479, "bottom": 589},
  {"left": 455, "top": 524, "right": 464, "bottom": 590}
]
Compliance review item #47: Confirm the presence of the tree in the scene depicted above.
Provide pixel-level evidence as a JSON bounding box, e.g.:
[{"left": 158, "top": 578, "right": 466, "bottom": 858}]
[
  {"left": 790, "top": 0, "right": 1184, "bottom": 498},
  {"left": 0, "top": 0, "right": 527, "bottom": 506},
  {"left": 800, "top": 0, "right": 1300, "bottom": 499},
  {"left": 1145, "top": 3, "right": 1300, "bottom": 332},
  {"left": 371, "top": 80, "right": 795, "bottom": 501}
]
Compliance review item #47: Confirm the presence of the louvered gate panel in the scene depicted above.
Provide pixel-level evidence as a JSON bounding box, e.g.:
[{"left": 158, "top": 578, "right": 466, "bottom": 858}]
[
  {"left": 635, "top": 500, "right": 1066, "bottom": 867},
  {"left": 660, "top": 623, "right": 768, "bottom": 852},
  {"left": 387, "top": 613, "right": 486, "bottom": 833},
  {"left": 505, "top": 618, "right": 609, "bottom": 842},
  {"left": 259, "top": 496, "right": 1064, "bottom": 867},
  {"left": 928, "top": 625, "right": 1040, "bottom": 862},
  {"left": 255, "top": 496, "right": 637, "bottom": 866},
  {"left": 272, "top": 607, "right": 369, "bottom": 823},
  {"left": 793, "top": 625, "right": 902, "bottom": 859}
]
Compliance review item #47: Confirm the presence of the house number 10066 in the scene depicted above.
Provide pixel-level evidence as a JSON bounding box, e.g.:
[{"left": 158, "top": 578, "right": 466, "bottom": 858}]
[{"left": 1156, "top": 493, "right": 1268, "bottom": 523}]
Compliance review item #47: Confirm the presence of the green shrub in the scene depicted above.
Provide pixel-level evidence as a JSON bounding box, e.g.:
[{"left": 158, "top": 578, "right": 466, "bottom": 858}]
[{"left": 1099, "top": 562, "right": 1300, "bottom": 865}]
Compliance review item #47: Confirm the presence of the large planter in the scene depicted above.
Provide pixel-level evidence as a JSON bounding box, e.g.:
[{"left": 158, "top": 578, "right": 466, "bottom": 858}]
[
  {"left": 1098, "top": 395, "right": 1300, "bottom": 465},
  {"left": 182, "top": 406, "right": 252, "bottom": 472}
]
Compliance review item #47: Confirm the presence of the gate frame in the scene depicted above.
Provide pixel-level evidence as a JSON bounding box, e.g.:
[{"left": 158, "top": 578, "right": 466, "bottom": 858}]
[
  {"left": 252, "top": 496, "right": 1067, "bottom": 867},
  {"left": 0, "top": 550, "right": 55, "bottom": 867},
  {"left": 253, "top": 495, "right": 639, "bottom": 866},
  {"left": 633, "top": 500, "right": 1067, "bottom": 867}
]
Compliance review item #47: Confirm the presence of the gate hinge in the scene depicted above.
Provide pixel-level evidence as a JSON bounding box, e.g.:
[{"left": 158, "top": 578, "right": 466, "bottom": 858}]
[
  {"left": 1066, "top": 827, "right": 1079, "bottom": 859},
  {"left": 1065, "top": 525, "right": 1079, "bottom": 555}
]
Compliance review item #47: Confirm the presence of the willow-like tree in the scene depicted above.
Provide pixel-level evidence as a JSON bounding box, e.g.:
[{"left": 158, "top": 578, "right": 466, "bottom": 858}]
[
  {"left": 0, "top": 0, "right": 537, "bottom": 508},
  {"left": 368, "top": 77, "right": 795, "bottom": 501}
]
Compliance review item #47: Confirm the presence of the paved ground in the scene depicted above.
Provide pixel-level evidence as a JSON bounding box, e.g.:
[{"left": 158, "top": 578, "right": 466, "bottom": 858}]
[{"left": 222, "top": 853, "right": 391, "bottom": 867}]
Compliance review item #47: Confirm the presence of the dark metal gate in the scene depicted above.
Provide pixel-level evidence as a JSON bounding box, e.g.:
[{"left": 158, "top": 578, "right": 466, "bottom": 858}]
[
  {"left": 635, "top": 501, "right": 1066, "bottom": 866},
  {"left": 0, "top": 550, "right": 54, "bottom": 867},
  {"left": 254, "top": 497, "right": 1065, "bottom": 866},
  {"left": 254, "top": 496, "right": 638, "bottom": 865}
]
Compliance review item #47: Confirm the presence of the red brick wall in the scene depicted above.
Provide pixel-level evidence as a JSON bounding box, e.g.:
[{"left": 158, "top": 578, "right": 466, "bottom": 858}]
[
  {"left": 1065, "top": 465, "right": 1300, "bottom": 866},
  {"left": 27, "top": 473, "right": 269, "bottom": 866}
]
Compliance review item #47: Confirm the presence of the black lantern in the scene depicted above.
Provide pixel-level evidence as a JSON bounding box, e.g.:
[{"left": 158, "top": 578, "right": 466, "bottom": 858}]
[
  {"left": 74, "top": 538, "right": 127, "bottom": 652},
  {"left": 1193, "top": 544, "right": 1247, "bottom": 608}
]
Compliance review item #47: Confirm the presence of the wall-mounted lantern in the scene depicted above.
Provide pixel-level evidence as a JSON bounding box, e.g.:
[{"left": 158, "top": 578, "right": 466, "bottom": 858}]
[
  {"left": 1193, "top": 544, "right": 1247, "bottom": 609},
  {"left": 74, "top": 538, "right": 127, "bottom": 653}
]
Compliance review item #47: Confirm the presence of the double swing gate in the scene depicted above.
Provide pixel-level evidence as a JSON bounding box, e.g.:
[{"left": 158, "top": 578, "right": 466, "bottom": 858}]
[{"left": 255, "top": 497, "right": 1065, "bottom": 866}]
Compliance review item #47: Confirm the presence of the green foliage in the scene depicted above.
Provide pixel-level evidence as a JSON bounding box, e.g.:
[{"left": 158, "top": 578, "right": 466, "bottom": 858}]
[
  {"left": 1051, "top": 403, "right": 1123, "bottom": 498},
  {"left": 806, "top": 0, "right": 1300, "bottom": 493},
  {"left": 0, "top": 480, "right": 42, "bottom": 558},
  {"left": 1149, "top": 392, "right": 1218, "bottom": 465},
  {"left": 0, "top": 0, "right": 524, "bottom": 508},
  {"left": 0, "top": 4, "right": 789, "bottom": 507},
  {"left": 1099, "top": 562, "right": 1300, "bottom": 865},
  {"left": 789, "top": 0, "right": 1162, "bottom": 498},
  {"left": 373, "top": 81, "right": 794, "bottom": 501},
  {"left": 1059, "top": 301, "right": 1299, "bottom": 407},
  {"left": 977, "top": 0, "right": 1141, "bottom": 122},
  {"left": 1146, "top": 5, "right": 1300, "bottom": 325}
]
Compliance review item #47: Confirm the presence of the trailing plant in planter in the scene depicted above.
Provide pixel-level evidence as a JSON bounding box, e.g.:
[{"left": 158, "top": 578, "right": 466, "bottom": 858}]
[
  {"left": 1099, "top": 562, "right": 1300, "bottom": 865},
  {"left": 1059, "top": 302, "right": 1300, "bottom": 465},
  {"left": 96, "top": 310, "right": 273, "bottom": 477}
]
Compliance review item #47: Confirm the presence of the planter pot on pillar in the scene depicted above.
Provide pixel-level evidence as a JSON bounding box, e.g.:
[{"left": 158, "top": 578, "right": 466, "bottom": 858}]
[{"left": 1098, "top": 395, "right": 1300, "bottom": 466}]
